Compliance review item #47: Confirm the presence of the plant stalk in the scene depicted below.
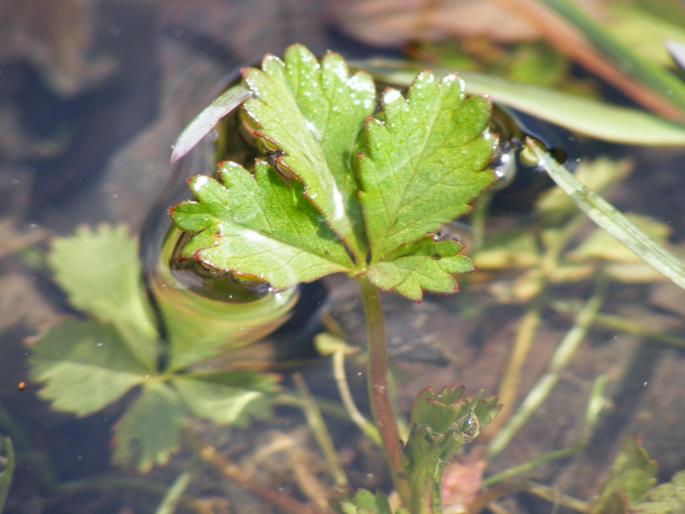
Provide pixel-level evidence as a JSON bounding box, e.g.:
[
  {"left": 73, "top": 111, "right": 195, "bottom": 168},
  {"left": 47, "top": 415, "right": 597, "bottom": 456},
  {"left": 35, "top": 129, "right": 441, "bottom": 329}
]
[{"left": 357, "top": 276, "right": 410, "bottom": 506}]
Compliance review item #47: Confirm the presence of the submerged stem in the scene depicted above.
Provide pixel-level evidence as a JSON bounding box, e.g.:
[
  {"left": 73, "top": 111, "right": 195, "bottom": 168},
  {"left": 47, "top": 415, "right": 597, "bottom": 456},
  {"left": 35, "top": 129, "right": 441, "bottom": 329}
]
[{"left": 357, "top": 276, "right": 410, "bottom": 505}]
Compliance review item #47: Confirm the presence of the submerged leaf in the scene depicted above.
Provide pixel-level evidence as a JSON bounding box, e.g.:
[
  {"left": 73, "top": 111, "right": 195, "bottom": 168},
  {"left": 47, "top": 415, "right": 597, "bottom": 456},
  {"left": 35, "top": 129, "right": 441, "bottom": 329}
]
[
  {"left": 30, "top": 320, "right": 147, "bottom": 416},
  {"left": 635, "top": 471, "right": 685, "bottom": 514},
  {"left": 48, "top": 225, "right": 158, "bottom": 369},
  {"left": 339, "top": 490, "right": 397, "bottom": 514},
  {"left": 358, "top": 72, "right": 495, "bottom": 260},
  {"left": 173, "top": 371, "right": 277, "bottom": 426},
  {"left": 172, "top": 161, "right": 354, "bottom": 289},
  {"left": 113, "top": 383, "right": 186, "bottom": 473},
  {"left": 243, "top": 44, "right": 375, "bottom": 257},
  {"left": 592, "top": 438, "right": 658, "bottom": 514}
]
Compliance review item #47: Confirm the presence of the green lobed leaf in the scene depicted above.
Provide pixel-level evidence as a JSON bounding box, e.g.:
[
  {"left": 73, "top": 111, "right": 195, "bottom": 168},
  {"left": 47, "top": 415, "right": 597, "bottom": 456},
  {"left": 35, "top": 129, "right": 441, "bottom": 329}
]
[
  {"left": 592, "top": 438, "right": 658, "bottom": 514},
  {"left": 358, "top": 72, "right": 495, "bottom": 260},
  {"left": 172, "top": 161, "right": 354, "bottom": 289},
  {"left": 243, "top": 44, "right": 375, "bottom": 258},
  {"left": 113, "top": 383, "right": 186, "bottom": 473},
  {"left": 172, "top": 371, "right": 277, "bottom": 427},
  {"left": 48, "top": 225, "right": 158, "bottom": 369},
  {"left": 635, "top": 471, "right": 685, "bottom": 514},
  {"left": 173, "top": 45, "right": 494, "bottom": 302},
  {"left": 29, "top": 320, "right": 147, "bottom": 416},
  {"left": 367, "top": 239, "right": 473, "bottom": 301}
]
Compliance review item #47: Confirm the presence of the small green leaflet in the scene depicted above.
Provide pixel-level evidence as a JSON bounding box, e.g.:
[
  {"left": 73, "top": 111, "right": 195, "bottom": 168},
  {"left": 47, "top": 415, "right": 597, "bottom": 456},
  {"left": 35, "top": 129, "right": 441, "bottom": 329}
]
[
  {"left": 358, "top": 72, "right": 494, "bottom": 259},
  {"left": 48, "top": 224, "right": 158, "bottom": 369},
  {"left": 113, "top": 383, "right": 186, "bottom": 473},
  {"left": 29, "top": 320, "right": 147, "bottom": 416},
  {"left": 173, "top": 160, "right": 353, "bottom": 288},
  {"left": 173, "top": 44, "right": 495, "bottom": 301},
  {"left": 243, "top": 45, "right": 375, "bottom": 258}
]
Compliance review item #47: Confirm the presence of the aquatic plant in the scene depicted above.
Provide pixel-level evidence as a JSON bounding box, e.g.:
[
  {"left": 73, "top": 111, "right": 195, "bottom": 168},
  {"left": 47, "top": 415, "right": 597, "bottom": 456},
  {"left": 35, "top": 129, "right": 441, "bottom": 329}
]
[
  {"left": 30, "top": 225, "right": 279, "bottom": 472},
  {"left": 23, "top": 39, "right": 685, "bottom": 514},
  {"left": 170, "top": 44, "right": 499, "bottom": 511}
]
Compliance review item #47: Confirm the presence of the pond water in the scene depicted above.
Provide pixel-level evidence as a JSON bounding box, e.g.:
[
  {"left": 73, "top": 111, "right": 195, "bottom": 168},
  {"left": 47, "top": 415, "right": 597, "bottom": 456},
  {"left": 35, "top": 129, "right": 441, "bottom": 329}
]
[{"left": 2, "top": 2, "right": 685, "bottom": 514}]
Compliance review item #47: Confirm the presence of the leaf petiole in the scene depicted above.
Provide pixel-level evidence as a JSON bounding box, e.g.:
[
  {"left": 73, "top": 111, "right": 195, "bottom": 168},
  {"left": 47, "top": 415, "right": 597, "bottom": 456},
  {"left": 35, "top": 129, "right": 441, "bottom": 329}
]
[{"left": 358, "top": 276, "right": 410, "bottom": 505}]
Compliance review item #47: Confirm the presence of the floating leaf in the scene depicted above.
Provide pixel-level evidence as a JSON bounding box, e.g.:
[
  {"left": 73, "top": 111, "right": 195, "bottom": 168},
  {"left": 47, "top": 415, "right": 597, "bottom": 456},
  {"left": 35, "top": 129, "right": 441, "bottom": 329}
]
[
  {"left": 635, "top": 471, "right": 685, "bottom": 514},
  {"left": 48, "top": 225, "right": 158, "bottom": 368},
  {"left": 243, "top": 44, "right": 375, "bottom": 257},
  {"left": 172, "top": 161, "right": 354, "bottom": 289},
  {"left": 29, "top": 320, "right": 147, "bottom": 416},
  {"left": 113, "top": 383, "right": 186, "bottom": 473},
  {"left": 171, "top": 84, "right": 251, "bottom": 165},
  {"left": 173, "top": 371, "right": 277, "bottom": 426},
  {"left": 592, "top": 438, "right": 658, "bottom": 514},
  {"left": 358, "top": 72, "right": 494, "bottom": 259}
]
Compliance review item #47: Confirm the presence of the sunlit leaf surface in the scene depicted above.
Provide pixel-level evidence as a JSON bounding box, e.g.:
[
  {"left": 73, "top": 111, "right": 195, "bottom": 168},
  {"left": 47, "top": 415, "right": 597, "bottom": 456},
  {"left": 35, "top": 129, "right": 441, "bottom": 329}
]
[{"left": 173, "top": 45, "right": 494, "bottom": 301}]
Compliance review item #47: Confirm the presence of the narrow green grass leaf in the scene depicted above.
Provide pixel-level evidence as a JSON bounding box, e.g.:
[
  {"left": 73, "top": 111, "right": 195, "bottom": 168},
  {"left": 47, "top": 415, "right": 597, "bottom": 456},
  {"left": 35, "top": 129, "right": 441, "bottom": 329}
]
[
  {"left": 113, "top": 383, "right": 186, "bottom": 473},
  {"left": 358, "top": 61, "right": 685, "bottom": 146},
  {"left": 172, "top": 161, "right": 354, "bottom": 289},
  {"left": 243, "top": 44, "right": 375, "bottom": 258},
  {"left": 358, "top": 72, "right": 495, "bottom": 260},
  {"left": 30, "top": 320, "right": 147, "bottom": 416},
  {"left": 48, "top": 225, "right": 158, "bottom": 369},
  {"left": 529, "top": 140, "right": 685, "bottom": 291}
]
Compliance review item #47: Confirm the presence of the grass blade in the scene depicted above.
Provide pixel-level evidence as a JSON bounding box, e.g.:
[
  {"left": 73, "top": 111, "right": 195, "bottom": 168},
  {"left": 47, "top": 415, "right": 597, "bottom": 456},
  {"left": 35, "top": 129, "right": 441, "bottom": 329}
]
[
  {"left": 527, "top": 139, "right": 685, "bottom": 291},
  {"left": 357, "top": 60, "right": 685, "bottom": 146}
]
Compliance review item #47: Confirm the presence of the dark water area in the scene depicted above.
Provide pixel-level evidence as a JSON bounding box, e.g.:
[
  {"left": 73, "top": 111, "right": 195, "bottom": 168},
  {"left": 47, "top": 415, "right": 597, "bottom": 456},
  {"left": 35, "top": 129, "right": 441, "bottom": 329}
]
[{"left": 2, "top": 2, "right": 685, "bottom": 514}]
